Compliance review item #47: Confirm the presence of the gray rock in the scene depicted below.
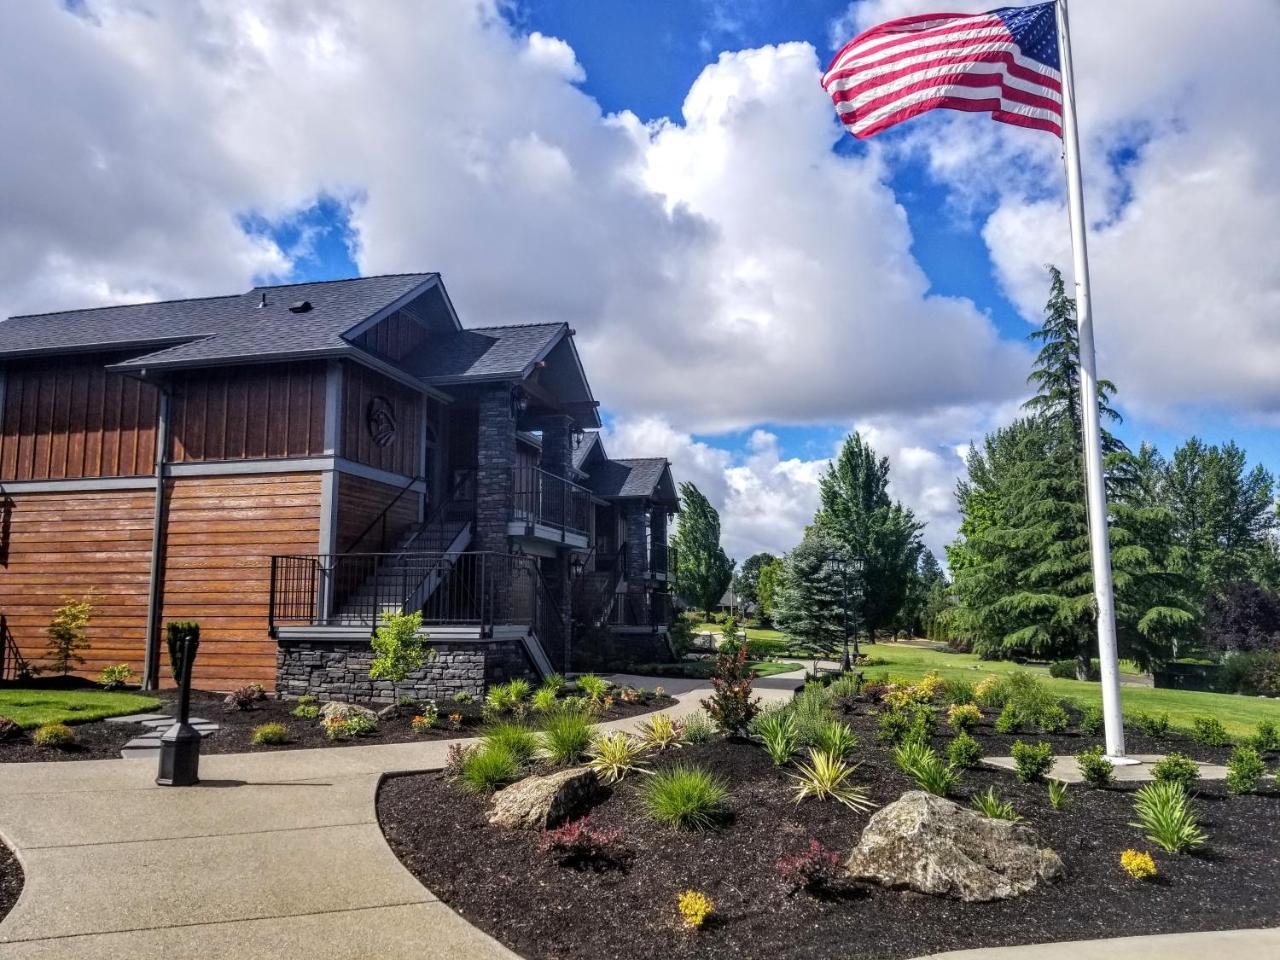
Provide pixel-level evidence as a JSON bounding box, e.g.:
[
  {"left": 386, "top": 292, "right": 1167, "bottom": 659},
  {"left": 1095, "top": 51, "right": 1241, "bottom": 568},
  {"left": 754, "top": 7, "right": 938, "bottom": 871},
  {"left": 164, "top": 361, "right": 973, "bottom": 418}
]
[
  {"left": 845, "top": 791, "right": 1064, "bottom": 902},
  {"left": 376, "top": 704, "right": 399, "bottom": 721},
  {"left": 319, "top": 701, "right": 378, "bottom": 723},
  {"left": 486, "top": 767, "right": 600, "bottom": 830}
]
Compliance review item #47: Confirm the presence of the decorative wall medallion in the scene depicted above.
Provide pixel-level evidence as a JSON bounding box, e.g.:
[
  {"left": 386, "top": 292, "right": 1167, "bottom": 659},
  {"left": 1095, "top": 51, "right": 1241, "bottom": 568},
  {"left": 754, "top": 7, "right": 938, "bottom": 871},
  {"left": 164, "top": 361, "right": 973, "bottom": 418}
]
[{"left": 367, "top": 396, "right": 397, "bottom": 447}]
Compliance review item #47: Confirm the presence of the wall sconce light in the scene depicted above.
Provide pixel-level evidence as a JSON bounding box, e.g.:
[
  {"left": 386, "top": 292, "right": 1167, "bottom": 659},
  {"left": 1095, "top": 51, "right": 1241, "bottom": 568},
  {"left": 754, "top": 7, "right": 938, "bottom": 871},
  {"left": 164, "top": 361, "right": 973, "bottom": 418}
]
[
  {"left": 571, "top": 553, "right": 587, "bottom": 578},
  {"left": 510, "top": 386, "right": 529, "bottom": 418},
  {"left": 572, "top": 425, "right": 586, "bottom": 449}
]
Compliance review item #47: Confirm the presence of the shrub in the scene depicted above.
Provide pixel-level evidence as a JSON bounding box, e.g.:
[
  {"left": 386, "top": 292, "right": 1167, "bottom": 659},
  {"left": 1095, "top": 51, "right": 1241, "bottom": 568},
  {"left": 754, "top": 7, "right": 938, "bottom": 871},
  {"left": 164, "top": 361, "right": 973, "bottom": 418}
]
[
  {"left": 995, "top": 703, "right": 1025, "bottom": 734},
  {"left": 970, "top": 786, "right": 1020, "bottom": 822},
  {"left": 700, "top": 645, "right": 760, "bottom": 734},
  {"left": 1079, "top": 703, "right": 1104, "bottom": 736},
  {"left": 588, "top": 732, "right": 649, "bottom": 784},
  {"left": 576, "top": 674, "right": 611, "bottom": 704},
  {"left": 98, "top": 663, "right": 135, "bottom": 690},
  {"left": 344, "top": 712, "right": 377, "bottom": 737},
  {"left": 775, "top": 839, "right": 842, "bottom": 895},
  {"left": 905, "top": 706, "right": 937, "bottom": 744},
  {"left": 251, "top": 722, "right": 289, "bottom": 746},
  {"left": 486, "top": 680, "right": 532, "bottom": 715},
  {"left": 1226, "top": 745, "right": 1267, "bottom": 795},
  {"left": 460, "top": 743, "right": 521, "bottom": 794},
  {"left": 681, "top": 710, "right": 716, "bottom": 744},
  {"left": 410, "top": 712, "right": 437, "bottom": 735},
  {"left": 1048, "top": 779, "right": 1069, "bottom": 811},
  {"left": 453, "top": 691, "right": 475, "bottom": 704},
  {"left": 290, "top": 698, "right": 320, "bottom": 720},
  {"left": 1036, "top": 704, "right": 1070, "bottom": 734},
  {"left": 876, "top": 709, "right": 912, "bottom": 744},
  {"left": 677, "top": 889, "right": 715, "bottom": 930},
  {"left": 1246, "top": 719, "right": 1280, "bottom": 753},
  {"left": 947, "top": 703, "right": 982, "bottom": 733},
  {"left": 540, "top": 673, "right": 567, "bottom": 694},
  {"left": 1191, "top": 715, "right": 1230, "bottom": 747},
  {"left": 939, "top": 677, "right": 976, "bottom": 706},
  {"left": 446, "top": 711, "right": 463, "bottom": 730},
  {"left": 1050, "top": 658, "right": 1101, "bottom": 681},
  {"left": 0, "top": 716, "right": 20, "bottom": 741},
  {"left": 481, "top": 722, "right": 539, "bottom": 763},
  {"left": 812, "top": 720, "right": 859, "bottom": 759},
  {"left": 947, "top": 732, "right": 983, "bottom": 769},
  {"left": 755, "top": 709, "right": 800, "bottom": 765},
  {"left": 1130, "top": 711, "right": 1170, "bottom": 737},
  {"left": 531, "top": 686, "right": 559, "bottom": 714},
  {"left": 1151, "top": 752, "right": 1201, "bottom": 789},
  {"left": 1075, "top": 745, "right": 1115, "bottom": 788},
  {"left": 789, "top": 748, "right": 875, "bottom": 812},
  {"left": 1120, "top": 849, "right": 1157, "bottom": 880},
  {"left": 1131, "top": 781, "right": 1208, "bottom": 853},
  {"left": 636, "top": 713, "right": 686, "bottom": 752},
  {"left": 641, "top": 764, "right": 728, "bottom": 830},
  {"left": 45, "top": 596, "right": 92, "bottom": 676},
  {"left": 1011, "top": 740, "right": 1055, "bottom": 783},
  {"left": 224, "top": 684, "right": 266, "bottom": 711},
  {"left": 33, "top": 722, "right": 75, "bottom": 749},
  {"left": 973, "top": 674, "right": 1006, "bottom": 709},
  {"left": 322, "top": 716, "right": 351, "bottom": 740},
  {"left": 538, "top": 815, "right": 624, "bottom": 866},
  {"left": 368, "top": 610, "right": 432, "bottom": 683},
  {"left": 893, "top": 739, "right": 959, "bottom": 796},
  {"left": 791, "top": 683, "right": 835, "bottom": 745}
]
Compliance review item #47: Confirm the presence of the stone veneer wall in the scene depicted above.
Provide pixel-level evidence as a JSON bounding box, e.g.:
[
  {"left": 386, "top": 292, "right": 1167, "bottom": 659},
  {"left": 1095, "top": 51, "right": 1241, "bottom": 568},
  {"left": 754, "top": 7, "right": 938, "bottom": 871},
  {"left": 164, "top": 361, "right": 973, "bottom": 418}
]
[{"left": 276, "top": 638, "right": 535, "bottom": 703}]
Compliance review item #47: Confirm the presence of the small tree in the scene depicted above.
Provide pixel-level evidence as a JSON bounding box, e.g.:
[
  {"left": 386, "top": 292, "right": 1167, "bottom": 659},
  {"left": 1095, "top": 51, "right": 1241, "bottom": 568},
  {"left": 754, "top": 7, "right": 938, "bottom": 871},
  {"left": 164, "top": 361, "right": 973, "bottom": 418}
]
[
  {"left": 45, "top": 596, "right": 92, "bottom": 676},
  {"left": 369, "top": 610, "right": 433, "bottom": 683},
  {"left": 774, "top": 527, "right": 857, "bottom": 662},
  {"left": 755, "top": 557, "right": 783, "bottom": 626},
  {"left": 734, "top": 552, "right": 777, "bottom": 611},
  {"left": 670, "top": 482, "right": 735, "bottom": 620},
  {"left": 700, "top": 644, "right": 760, "bottom": 734}
]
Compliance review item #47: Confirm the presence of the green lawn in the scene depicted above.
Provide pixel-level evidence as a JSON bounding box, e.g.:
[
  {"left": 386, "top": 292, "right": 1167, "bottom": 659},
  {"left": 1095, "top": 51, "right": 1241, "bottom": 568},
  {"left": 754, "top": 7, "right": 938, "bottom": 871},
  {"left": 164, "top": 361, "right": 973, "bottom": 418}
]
[
  {"left": 622, "top": 659, "right": 801, "bottom": 680},
  {"left": 856, "top": 642, "right": 1280, "bottom": 738},
  {"left": 691, "top": 622, "right": 788, "bottom": 643},
  {"left": 0, "top": 688, "right": 161, "bottom": 729}
]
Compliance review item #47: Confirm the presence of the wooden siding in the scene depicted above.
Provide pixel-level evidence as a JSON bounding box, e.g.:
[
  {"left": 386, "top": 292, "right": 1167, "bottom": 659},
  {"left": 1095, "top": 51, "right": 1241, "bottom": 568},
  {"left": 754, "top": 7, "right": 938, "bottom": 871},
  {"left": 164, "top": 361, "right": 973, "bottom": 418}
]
[
  {"left": 0, "top": 357, "right": 159, "bottom": 481},
  {"left": 0, "top": 488, "right": 154, "bottom": 677},
  {"left": 354, "top": 309, "right": 431, "bottom": 361},
  {"left": 335, "top": 473, "right": 420, "bottom": 554},
  {"left": 340, "top": 364, "right": 422, "bottom": 477},
  {"left": 169, "top": 361, "right": 327, "bottom": 463},
  {"left": 160, "top": 472, "right": 322, "bottom": 688}
]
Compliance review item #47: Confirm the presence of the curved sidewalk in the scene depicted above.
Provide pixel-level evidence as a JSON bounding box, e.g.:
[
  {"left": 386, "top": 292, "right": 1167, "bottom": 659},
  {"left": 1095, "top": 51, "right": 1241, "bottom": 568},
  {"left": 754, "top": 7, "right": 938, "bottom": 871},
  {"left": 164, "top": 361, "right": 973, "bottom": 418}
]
[{"left": 0, "top": 672, "right": 799, "bottom": 959}]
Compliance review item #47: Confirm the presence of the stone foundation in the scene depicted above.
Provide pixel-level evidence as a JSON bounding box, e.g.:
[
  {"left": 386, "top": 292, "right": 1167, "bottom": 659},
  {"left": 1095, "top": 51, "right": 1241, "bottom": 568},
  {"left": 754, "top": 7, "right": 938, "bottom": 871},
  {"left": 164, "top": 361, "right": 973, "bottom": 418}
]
[{"left": 276, "top": 638, "right": 536, "bottom": 703}]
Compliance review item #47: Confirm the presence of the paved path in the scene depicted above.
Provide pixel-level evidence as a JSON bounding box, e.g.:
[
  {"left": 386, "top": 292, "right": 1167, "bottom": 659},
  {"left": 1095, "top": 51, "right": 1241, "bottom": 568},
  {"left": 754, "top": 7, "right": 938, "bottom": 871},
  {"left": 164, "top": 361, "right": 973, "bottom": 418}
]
[
  {"left": 2, "top": 668, "right": 1274, "bottom": 960},
  {"left": 0, "top": 671, "right": 801, "bottom": 959}
]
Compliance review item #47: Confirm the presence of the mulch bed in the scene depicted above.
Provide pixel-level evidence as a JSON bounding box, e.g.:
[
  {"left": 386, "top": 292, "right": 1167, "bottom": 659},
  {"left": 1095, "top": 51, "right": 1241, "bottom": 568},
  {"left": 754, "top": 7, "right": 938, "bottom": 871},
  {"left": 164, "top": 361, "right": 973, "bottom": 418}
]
[
  {"left": 0, "top": 837, "right": 21, "bottom": 924},
  {"left": 378, "top": 701, "right": 1280, "bottom": 960},
  {"left": 0, "top": 688, "right": 675, "bottom": 763}
]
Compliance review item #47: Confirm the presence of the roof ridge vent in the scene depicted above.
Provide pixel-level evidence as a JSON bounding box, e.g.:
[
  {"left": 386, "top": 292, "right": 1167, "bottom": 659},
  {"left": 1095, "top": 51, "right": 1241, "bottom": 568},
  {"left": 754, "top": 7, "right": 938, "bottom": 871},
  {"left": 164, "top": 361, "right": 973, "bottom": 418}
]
[{"left": 288, "top": 299, "right": 313, "bottom": 314}]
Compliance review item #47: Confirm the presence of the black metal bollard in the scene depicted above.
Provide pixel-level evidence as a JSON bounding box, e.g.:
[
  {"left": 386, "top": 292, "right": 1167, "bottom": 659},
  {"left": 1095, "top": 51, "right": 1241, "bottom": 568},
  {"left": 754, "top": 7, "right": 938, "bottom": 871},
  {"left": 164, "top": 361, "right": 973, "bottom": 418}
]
[{"left": 157, "top": 621, "right": 201, "bottom": 787}]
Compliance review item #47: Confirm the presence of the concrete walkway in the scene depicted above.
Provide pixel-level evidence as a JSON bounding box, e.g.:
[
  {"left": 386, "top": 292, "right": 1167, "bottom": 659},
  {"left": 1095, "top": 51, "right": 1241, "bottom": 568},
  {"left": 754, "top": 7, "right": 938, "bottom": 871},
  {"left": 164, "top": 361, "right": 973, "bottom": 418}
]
[
  {"left": 2, "top": 668, "right": 1274, "bottom": 960},
  {"left": 0, "top": 671, "right": 801, "bottom": 959}
]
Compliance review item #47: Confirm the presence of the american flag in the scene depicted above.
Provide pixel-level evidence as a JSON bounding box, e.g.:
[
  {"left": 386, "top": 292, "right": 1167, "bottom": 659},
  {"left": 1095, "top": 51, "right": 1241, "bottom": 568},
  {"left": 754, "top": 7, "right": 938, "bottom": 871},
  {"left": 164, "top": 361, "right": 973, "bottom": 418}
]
[{"left": 822, "top": 2, "right": 1063, "bottom": 140}]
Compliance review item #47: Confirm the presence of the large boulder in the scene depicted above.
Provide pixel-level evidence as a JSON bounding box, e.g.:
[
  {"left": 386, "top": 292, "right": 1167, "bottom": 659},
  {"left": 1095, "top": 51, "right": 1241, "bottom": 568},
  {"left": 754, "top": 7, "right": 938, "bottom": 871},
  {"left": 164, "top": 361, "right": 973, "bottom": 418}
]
[
  {"left": 487, "top": 767, "right": 600, "bottom": 830},
  {"left": 319, "top": 701, "right": 378, "bottom": 723},
  {"left": 845, "top": 791, "right": 1064, "bottom": 902}
]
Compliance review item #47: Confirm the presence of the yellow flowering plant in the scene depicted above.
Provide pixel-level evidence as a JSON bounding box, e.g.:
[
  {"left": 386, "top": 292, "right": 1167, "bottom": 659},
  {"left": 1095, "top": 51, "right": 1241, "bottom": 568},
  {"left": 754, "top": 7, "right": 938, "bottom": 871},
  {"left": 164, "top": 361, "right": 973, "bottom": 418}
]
[
  {"left": 1120, "top": 849, "right": 1157, "bottom": 880},
  {"left": 676, "top": 889, "right": 714, "bottom": 929}
]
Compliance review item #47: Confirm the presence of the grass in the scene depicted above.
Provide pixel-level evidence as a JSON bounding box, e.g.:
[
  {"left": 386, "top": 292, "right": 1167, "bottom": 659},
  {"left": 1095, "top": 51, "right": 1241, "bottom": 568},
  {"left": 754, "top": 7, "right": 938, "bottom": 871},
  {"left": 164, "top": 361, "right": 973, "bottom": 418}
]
[
  {"left": 0, "top": 688, "right": 161, "bottom": 729},
  {"left": 855, "top": 642, "right": 1280, "bottom": 738},
  {"left": 624, "top": 659, "right": 801, "bottom": 679},
  {"left": 692, "top": 621, "right": 788, "bottom": 644}
]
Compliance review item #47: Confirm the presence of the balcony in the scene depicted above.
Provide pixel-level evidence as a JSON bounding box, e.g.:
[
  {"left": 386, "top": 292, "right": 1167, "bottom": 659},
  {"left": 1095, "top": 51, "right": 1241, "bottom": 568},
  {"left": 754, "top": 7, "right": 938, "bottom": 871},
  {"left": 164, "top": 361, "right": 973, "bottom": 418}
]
[
  {"left": 649, "top": 541, "right": 670, "bottom": 580},
  {"left": 509, "top": 465, "right": 591, "bottom": 548}
]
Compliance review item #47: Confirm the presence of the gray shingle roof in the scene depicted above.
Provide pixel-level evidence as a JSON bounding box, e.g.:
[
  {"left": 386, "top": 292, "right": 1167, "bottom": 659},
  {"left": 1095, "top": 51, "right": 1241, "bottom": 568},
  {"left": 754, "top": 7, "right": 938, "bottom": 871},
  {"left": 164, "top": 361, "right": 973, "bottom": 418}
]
[
  {"left": 583, "top": 457, "right": 672, "bottom": 501},
  {"left": 0, "top": 273, "right": 437, "bottom": 367},
  {"left": 410, "top": 322, "right": 565, "bottom": 382},
  {"left": 572, "top": 430, "right": 603, "bottom": 471}
]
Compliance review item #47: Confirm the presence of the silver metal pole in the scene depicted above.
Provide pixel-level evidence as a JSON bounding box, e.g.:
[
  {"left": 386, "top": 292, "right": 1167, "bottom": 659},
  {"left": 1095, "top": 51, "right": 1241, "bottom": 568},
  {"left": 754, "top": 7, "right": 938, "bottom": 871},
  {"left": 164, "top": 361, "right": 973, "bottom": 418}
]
[{"left": 1056, "top": 0, "right": 1129, "bottom": 760}]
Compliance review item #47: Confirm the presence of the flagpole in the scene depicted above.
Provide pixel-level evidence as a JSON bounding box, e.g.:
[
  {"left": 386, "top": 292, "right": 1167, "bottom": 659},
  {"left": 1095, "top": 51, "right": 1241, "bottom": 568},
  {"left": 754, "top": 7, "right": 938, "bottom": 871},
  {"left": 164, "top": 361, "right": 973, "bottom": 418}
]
[{"left": 1055, "top": 0, "right": 1130, "bottom": 762}]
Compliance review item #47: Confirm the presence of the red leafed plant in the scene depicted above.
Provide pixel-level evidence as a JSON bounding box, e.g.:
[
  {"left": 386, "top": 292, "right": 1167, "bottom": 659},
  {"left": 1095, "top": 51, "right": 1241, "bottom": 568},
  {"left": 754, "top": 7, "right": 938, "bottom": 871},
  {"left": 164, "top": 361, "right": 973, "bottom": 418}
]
[
  {"left": 700, "top": 644, "right": 760, "bottom": 734},
  {"left": 775, "top": 839, "right": 842, "bottom": 895},
  {"left": 538, "top": 816, "right": 624, "bottom": 866}
]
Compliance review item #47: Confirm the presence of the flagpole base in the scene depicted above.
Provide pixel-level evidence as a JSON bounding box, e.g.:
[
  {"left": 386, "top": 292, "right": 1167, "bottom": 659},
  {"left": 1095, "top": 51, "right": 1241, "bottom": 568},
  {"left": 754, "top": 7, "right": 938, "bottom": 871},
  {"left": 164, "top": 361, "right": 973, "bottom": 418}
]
[{"left": 1104, "top": 755, "right": 1142, "bottom": 767}]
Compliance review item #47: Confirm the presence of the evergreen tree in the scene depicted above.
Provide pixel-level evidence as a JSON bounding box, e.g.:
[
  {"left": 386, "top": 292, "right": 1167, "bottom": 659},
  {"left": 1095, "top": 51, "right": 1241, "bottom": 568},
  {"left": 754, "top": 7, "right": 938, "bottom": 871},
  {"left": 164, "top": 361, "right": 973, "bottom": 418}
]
[
  {"left": 814, "top": 432, "right": 924, "bottom": 642},
  {"left": 733, "top": 552, "right": 777, "bottom": 611},
  {"left": 948, "top": 267, "right": 1195, "bottom": 673},
  {"left": 670, "top": 482, "right": 735, "bottom": 620},
  {"left": 773, "top": 527, "right": 858, "bottom": 661},
  {"left": 900, "top": 549, "right": 948, "bottom": 637},
  {"left": 755, "top": 556, "right": 783, "bottom": 626}
]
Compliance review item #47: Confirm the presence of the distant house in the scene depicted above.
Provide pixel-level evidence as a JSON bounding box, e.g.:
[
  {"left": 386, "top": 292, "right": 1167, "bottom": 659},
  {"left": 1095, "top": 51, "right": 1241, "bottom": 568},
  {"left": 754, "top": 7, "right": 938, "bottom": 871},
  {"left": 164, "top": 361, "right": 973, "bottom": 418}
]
[{"left": 0, "top": 273, "right": 677, "bottom": 699}]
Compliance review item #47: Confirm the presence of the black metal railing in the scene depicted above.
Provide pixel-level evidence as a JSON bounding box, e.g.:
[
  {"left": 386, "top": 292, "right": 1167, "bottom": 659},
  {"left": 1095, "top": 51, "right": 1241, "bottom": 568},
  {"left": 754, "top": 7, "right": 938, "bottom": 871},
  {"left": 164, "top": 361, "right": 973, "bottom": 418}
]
[
  {"left": 344, "top": 474, "right": 425, "bottom": 555},
  {"left": 1, "top": 614, "right": 28, "bottom": 682},
  {"left": 511, "top": 466, "right": 591, "bottom": 538},
  {"left": 269, "top": 550, "right": 542, "bottom": 632},
  {"left": 649, "top": 541, "right": 669, "bottom": 577}
]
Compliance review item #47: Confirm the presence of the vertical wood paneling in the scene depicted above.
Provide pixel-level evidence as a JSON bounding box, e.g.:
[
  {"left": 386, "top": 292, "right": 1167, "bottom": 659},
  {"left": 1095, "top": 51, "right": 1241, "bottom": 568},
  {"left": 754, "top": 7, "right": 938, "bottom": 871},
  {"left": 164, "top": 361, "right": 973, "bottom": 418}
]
[
  {"left": 339, "top": 363, "right": 422, "bottom": 477},
  {"left": 0, "top": 357, "right": 160, "bottom": 482},
  {"left": 355, "top": 309, "right": 430, "bottom": 361},
  {"left": 0, "top": 488, "right": 154, "bottom": 678},
  {"left": 161, "top": 472, "right": 322, "bottom": 688}
]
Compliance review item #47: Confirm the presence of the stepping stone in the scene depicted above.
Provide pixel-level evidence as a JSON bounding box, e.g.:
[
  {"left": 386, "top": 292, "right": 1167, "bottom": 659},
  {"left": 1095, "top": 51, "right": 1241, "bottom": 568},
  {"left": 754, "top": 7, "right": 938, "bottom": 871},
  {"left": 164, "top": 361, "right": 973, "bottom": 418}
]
[
  {"left": 119, "top": 718, "right": 219, "bottom": 760},
  {"left": 105, "top": 713, "right": 171, "bottom": 725},
  {"left": 983, "top": 753, "right": 1229, "bottom": 783}
]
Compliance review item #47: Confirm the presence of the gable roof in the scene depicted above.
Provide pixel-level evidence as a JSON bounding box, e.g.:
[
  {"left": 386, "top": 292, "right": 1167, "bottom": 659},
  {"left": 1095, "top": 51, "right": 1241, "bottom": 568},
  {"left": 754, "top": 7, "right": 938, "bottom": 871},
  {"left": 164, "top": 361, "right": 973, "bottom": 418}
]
[
  {"left": 410, "top": 322, "right": 566, "bottom": 383},
  {"left": 582, "top": 457, "right": 676, "bottom": 505},
  {"left": 0, "top": 274, "right": 440, "bottom": 369},
  {"left": 572, "top": 429, "right": 604, "bottom": 471}
]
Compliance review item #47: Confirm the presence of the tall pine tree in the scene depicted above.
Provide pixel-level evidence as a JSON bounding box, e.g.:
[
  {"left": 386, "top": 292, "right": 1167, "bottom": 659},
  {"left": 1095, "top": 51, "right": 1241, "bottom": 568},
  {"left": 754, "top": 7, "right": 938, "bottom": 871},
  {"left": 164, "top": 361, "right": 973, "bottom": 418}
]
[
  {"left": 670, "top": 482, "right": 735, "bottom": 620},
  {"left": 774, "top": 526, "right": 858, "bottom": 661}
]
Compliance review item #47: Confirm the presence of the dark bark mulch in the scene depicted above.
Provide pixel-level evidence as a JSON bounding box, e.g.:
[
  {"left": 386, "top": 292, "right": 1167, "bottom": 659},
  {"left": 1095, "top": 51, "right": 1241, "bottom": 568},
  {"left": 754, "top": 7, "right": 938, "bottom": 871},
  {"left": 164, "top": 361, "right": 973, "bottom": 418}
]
[
  {"left": 378, "top": 704, "right": 1280, "bottom": 960},
  {"left": 0, "top": 689, "right": 676, "bottom": 763},
  {"left": 0, "top": 836, "right": 21, "bottom": 924}
]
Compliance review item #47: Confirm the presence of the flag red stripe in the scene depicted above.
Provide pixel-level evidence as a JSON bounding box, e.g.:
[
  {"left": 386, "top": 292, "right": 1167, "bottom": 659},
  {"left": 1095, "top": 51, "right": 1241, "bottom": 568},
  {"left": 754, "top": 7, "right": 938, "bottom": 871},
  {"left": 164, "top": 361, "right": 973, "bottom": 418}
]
[
  {"left": 827, "top": 48, "right": 1063, "bottom": 105},
  {"left": 844, "top": 69, "right": 1063, "bottom": 122},
  {"left": 849, "top": 94, "right": 1061, "bottom": 139},
  {"left": 832, "top": 15, "right": 1003, "bottom": 68}
]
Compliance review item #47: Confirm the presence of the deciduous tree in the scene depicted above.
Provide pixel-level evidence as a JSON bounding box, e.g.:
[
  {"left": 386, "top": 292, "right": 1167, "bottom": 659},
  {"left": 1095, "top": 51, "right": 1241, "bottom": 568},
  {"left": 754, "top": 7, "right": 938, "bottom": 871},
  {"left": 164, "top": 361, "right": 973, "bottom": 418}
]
[{"left": 670, "top": 482, "right": 735, "bottom": 620}]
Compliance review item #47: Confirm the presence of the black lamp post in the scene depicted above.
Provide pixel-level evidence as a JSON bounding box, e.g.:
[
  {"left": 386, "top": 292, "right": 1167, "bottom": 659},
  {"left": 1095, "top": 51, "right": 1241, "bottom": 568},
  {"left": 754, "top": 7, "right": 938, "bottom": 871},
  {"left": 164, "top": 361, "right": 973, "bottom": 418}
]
[
  {"left": 826, "top": 555, "right": 866, "bottom": 672},
  {"left": 156, "top": 621, "right": 201, "bottom": 787}
]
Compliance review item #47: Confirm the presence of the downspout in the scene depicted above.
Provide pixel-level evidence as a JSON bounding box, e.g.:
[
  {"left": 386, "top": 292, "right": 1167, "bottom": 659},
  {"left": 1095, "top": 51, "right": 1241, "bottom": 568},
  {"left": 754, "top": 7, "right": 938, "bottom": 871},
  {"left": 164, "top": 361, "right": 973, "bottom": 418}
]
[{"left": 142, "top": 381, "right": 171, "bottom": 691}]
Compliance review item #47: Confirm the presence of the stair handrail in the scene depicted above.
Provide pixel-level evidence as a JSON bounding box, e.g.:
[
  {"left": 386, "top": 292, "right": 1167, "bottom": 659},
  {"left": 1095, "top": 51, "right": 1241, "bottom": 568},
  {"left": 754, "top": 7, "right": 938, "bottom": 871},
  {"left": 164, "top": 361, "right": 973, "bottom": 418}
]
[
  {"left": 344, "top": 474, "right": 427, "bottom": 556},
  {"left": 1, "top": 612, "right": 29, "bottom": 682}
]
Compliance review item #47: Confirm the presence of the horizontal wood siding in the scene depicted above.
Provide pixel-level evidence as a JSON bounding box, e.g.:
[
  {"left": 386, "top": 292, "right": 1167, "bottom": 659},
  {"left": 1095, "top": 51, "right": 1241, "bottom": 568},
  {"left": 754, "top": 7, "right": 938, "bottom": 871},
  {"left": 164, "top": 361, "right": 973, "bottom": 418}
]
[
  {"left": 335, "top": 473, "right": 421, "bottom": 554},
  {"left": 160, "top": 472, "right": 322, "bottom": 688},
  {"left": 0, "top": 357, "right": 159, "bottom": 481},
  {"left": 169, "top": 361, "right": 327, "bottom": 463},
  {"left": 355, "top": 309, "right": 430, "bottom": 361},
  {"left": 340, "top": 364, "right": 422, "bottom": 477},
  {"left": 0, "top": 488, "right": 154, "bottom": 678}
]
